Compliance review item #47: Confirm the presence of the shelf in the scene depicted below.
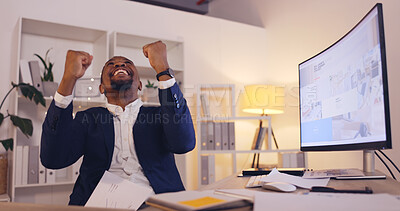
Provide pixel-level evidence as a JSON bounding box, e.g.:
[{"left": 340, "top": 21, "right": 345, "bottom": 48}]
[
  {"left": 19, "top": 17, "right": 109, "bottom": 78},
  {"left": 199, "top": 149, "right": 300, "bottom": 154},
  {"left": 196, "top": 84, "right": 300, "bottom": 187},
  {"left": 21, "top": 18, "right": 107, "bottom": 43},
  {"left": 15, "top": 181, "right": 74, "bottom": 188},
  {"left": 110, "top": 31, "right": 184, "bottom": 70},
  {"left": 0, "top": 193, "right": 10, "bottom": 202},
  {"left": 41, "top": 96, "right": 160, "bottom": 108},
  {"left": 114, "top": 32, "right": 182, "bottom": 52},
  {"left": 198, "top": 116, "right": 271, "bottom": 122}
]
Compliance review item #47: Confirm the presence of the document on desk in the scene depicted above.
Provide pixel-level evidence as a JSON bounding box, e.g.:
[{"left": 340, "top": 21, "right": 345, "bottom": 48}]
[
  {"left": 260, "top": 168, "right": 329, "bottom": 189},
  {"left": 85, "top": 171, "right": 153, "bottom": 210},
  {"left": 254, "top": 192, "right": 400, "bottom": 211}
]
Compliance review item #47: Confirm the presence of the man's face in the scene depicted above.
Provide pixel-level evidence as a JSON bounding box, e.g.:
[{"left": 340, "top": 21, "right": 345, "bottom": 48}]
[{"left": 100, "top": 56, "right": 141, "bottom": 94}]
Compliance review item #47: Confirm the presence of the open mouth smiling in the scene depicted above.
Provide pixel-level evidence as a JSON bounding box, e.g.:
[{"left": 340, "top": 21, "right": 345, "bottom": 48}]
[{"left": 109, "top": 68, "right": 132, "bottom": 77}]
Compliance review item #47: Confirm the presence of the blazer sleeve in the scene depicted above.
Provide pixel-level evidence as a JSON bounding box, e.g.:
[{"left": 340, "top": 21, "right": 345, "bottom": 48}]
[
  {"left": 40, "top": 100, "right": 87, "bottom": 169},
  {"left": 158, "top": 82, "right": 196, "bottom": 154}
]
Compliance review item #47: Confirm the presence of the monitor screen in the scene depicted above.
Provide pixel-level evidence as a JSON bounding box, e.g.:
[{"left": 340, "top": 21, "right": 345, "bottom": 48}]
[{"left": 299, "top": 3, "right": 391, "bottom": 151}]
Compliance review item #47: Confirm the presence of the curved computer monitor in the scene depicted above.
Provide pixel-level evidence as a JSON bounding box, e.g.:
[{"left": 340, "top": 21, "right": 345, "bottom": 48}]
[{"left": 298, "top": 3, "right": 391, "bottom": 155}]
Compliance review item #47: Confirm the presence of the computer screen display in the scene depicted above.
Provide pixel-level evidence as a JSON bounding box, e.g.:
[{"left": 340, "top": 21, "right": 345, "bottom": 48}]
[{"left": 299, "top": 3, "right": 391, "bottom": 151}]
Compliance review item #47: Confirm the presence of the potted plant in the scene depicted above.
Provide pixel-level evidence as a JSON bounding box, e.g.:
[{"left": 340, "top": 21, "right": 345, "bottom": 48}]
[
  {"left": 142, "top": 80, "right": 159, "bottom": 103},
  {"left": 0, "top": 82, "right": 45, "bottom": 194},
  {"left": 34, "top": 48, "right": 58, "bottom": 97}
]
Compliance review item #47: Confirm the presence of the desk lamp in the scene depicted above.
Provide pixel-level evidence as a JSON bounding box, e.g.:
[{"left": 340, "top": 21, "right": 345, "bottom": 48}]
[{"left": 242, "top": 85, "right": 285, "bottom": 168}]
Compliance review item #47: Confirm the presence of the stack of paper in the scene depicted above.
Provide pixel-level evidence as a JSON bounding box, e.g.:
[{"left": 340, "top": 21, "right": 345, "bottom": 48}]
[
  {"left": 260, "top": 168, "right": 329, "bottom": 189},
  {"left": 85, "top": 171, "right": 153, "bottom": 210}
]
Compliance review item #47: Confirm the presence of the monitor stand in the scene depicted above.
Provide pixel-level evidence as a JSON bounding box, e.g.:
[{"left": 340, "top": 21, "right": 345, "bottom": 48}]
[{"left": 335, "top": 150, "right": 386, "bottom": 180}]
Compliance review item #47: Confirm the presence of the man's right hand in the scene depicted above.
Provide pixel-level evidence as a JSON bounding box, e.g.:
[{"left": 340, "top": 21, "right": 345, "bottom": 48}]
[
  {"left": 64, "top": 50, "right": 93, "bottom": 80},
  {"left": 57, "top": 50, "right": 93, "bottom": 96}
]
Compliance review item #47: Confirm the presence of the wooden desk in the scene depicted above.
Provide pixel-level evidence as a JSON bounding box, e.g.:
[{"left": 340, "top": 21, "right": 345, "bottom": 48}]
[
  {"left": 0, "top": 202, "right": 131, "bottom": 211},
  {"left": 2, "top": 174, "right": 399, "bottom": 211},
  {"left": 198, "top": 173, "right": 400, "bottom": 195}
]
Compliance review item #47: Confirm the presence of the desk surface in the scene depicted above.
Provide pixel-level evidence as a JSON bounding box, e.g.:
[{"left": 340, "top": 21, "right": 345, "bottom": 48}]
[
  {"left": 198, "top": 173, "right": 400, "bottom": 195},
  {"left": 2, "top": 174, "right": 400, "bottom": 211}
]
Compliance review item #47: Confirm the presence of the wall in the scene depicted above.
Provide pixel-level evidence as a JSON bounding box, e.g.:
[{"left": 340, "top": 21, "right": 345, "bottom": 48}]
[
  {"left": 207, "top": 0, "right": 264, "bottom": 27},
  {"left": 0, "top": 0, "right": 268, "bottom": 203},
  {"left": 209, "top": 0, "right": 400, "bottom": 178}
]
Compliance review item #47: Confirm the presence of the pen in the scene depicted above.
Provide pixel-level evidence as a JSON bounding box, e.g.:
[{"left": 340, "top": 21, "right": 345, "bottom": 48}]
[{"left": 310, "top": 186, "right": 373, "bottom": 194}]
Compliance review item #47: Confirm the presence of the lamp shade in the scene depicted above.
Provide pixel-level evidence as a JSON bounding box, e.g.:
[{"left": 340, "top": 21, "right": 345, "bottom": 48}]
[{"left": 242, "top": 85, "right": 285, "bottom": 115}]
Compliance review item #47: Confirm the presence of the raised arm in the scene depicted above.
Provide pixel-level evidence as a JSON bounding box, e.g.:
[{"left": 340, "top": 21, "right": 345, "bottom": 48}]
[
  {"left": 142, "top": 41, "right": 195, "bottom": 153},
  {"left": 58, "top": 50, "right": 93, "bottom": 96},
  {"left": 41, "top": 50, "right": 93, "bottom": 169},
  {"left": 142, "top": 41, "right": 172, "bottom": 81}
]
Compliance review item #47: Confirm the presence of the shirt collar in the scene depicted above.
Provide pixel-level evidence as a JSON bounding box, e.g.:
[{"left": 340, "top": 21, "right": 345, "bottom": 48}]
[{"left": 106, "top": 98, "right": 143, "bottom": 117}]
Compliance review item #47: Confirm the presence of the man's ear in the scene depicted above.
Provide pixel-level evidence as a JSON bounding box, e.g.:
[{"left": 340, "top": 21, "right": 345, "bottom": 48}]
[
  {"left": 138, "top": 81, "right": 142, "bottom": 91},
  {"left": 99, "top": 84, "right": 105, "bottom": 94}
]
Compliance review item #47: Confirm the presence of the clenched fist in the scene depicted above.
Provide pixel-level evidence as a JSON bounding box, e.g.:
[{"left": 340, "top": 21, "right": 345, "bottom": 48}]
[
  {"left": 142, "top": 41, "right": 170, "bottom": 74},
  {"left": 64, "top": 50, "right": 93, "bottom": 80},
  {"left": 57, "top": 50, "right": 93, "bottom": 96}
]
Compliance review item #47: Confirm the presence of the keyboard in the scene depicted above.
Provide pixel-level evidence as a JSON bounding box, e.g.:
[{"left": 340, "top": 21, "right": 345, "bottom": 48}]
[{"left": 245, "top": 175, "right": 265, "bottom": 188}]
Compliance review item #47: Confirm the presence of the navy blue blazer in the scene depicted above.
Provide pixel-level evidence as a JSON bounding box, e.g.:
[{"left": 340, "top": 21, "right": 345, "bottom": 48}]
[{"left": 40, "top": 83, "right": 196, "bottom": 205}]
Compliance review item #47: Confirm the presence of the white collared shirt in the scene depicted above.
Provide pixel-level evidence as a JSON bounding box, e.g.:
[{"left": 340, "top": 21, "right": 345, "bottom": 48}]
[{"left": 53, "top": 78, "right": 176, "bottom": 193}]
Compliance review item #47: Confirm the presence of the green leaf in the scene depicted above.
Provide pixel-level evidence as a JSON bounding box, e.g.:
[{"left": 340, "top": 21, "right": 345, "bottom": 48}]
[
  {"left": 0, "top": 138, "right": 13, "bottom": 151},
  {"left": 18, "top": 83, "right": 46, "bottom": 107},
  {"left": 10, "top": 115, "right": 33, "bottom": 138},
  {"left": 0, "top": 113, "right": 3, "bottom": 126},
  {"left": 34, "top": 53, "right": 48, "bottom": 71},
  {"left": 48, "top": 63, "right": 54, "bottom": 82}
]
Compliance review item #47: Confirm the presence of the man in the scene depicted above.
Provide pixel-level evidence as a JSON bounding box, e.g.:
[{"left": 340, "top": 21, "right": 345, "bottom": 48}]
[{"left": 40, "top": 41, "right": 196, "bottom": 206}]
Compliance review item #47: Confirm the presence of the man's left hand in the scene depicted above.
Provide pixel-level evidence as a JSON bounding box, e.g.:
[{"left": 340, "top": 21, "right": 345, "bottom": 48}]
[{"left": 142, "top": 41, "right": 170, "bottom": 74}]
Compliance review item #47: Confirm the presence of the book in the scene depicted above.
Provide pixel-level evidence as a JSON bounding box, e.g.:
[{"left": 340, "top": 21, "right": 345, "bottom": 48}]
[
  {"left": 28, "top": 60, "right": 43, "bottom": 93},
  {"left": 200, "top": 122, "right": 208, "bottom": 150},
  {"left": 19, "top": 59, "right": 33, "bottom": 84},
  {"left": 22, "top": 145, "right": 29, "bottom": 185},
  {"left": 28, "top": 145, "right": 39, "bottom": 184},
  {"left": 200, "top": 155, "right": 209, "bottom": 185},
  {"left": 146, "top": 190, "right": 252, "bottom": 211},
  {"left": 251, "top": 128, "right": 262, "bottom": 150},
  {"left": 38, "top": 161, "right": 46, "bottom": 184},
  {"left": 206, "top": 122, "right": 214, "bottom": 150},
  {"left": 15, "top": 146, "right": 23, "bottom": 186},
  {"left": 256, "top": 127, "right": 268, "bottom": 150},
  {"left": 46, "top": 169, "right": 56, "bottom": 184},
  {"left": 201, "top": 155, "right": 215, "bottom": 185},
  {"left": 228, "top": 122, "right": 235, "bottom": 150},
  {"left": 221, "top": 122, "right": 229, "bottom": 150},
  {"left": 200, "top": 93, "right": 210, "bottom": 117},
  {"left": 251, "top": 127, "right": 267, "bottom": 150},
  {"left": 72, "top": 157, "right": 83, "bottom": 181},
  {"left": 213, "top": 122, "right": 222, "bottom": 150}
]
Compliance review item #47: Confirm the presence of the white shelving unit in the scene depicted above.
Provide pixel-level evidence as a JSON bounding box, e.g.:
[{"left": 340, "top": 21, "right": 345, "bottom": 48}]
[
  {"left": 7, "top": 17, "right": 187, "bottom": 203},
  {"left": 196, "top": 84, "right": 300, "bottom": 187},
  {"left": 8, "top": 17, "right": 109, "bottom": 203}
]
